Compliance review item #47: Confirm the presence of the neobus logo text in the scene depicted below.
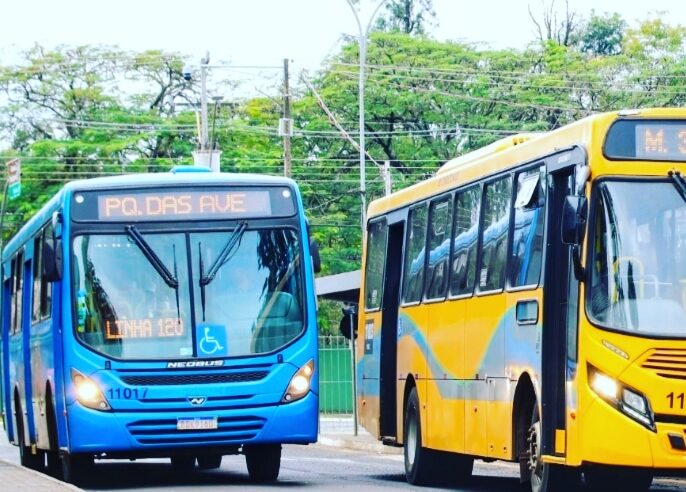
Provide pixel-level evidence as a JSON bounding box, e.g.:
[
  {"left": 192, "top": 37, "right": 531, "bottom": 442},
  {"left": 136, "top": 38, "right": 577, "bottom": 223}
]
[{"left": 167, "top": 360, "right": 224, "bottom": 368}]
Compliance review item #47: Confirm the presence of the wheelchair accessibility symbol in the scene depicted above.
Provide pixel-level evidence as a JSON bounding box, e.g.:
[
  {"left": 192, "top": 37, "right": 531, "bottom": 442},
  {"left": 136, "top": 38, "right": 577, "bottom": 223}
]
[{"left": 196, "top": 324, "right": 228, "bottom": 357}]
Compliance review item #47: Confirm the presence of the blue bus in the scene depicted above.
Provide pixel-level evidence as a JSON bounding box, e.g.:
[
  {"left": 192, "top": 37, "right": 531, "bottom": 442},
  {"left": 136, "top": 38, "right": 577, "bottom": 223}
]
[{"left": 0, "top": 169, "right": 320, "bottom": 484}]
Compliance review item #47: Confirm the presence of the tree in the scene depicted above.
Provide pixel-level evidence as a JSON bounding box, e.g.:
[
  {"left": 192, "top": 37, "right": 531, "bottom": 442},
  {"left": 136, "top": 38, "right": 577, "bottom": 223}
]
[
  {"left": 528, "top": 0, "right": 578, "bottom": 46},
  {"left": 575, "top": 11, "right": 626, "bottom": 56},
  {"left": 374, "top": 0, "right": 436, "bottom": 35}
]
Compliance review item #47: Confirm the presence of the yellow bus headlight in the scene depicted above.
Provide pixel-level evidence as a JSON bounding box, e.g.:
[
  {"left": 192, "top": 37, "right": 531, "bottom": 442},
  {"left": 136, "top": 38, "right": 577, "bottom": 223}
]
[
  {"left": 282, "top": 359, "right": 315, "bottom": 403},
  {"left": 71, "top": 368, "right": 111, "bottom": 411},
  {"left": 588, "top": 364, "right": 654, "bottom": 431}
]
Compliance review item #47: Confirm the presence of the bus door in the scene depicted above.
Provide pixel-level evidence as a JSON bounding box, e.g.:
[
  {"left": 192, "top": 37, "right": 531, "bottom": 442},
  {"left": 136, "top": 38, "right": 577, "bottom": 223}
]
[
  {"left": 541, "top": 147, "right": 586, "bottom": 460},
  {"left": 380, "top": 220, "right": 404, "bottom": 440},
  {"left": 21, "top": 252, "right": 37, "bottom": 444}
]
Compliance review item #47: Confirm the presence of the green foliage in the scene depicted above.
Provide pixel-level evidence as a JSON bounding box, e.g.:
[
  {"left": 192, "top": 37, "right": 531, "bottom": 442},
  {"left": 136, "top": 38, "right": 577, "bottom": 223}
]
[
  {"left": 575, "top": 11, "right": 626, "bottom": 56},
  {"left": 2, "top": 11, "right": 686, "bottom": 330}
]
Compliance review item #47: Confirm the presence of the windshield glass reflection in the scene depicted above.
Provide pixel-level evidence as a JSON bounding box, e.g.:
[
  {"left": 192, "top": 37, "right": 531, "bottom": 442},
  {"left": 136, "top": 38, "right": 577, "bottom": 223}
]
[
  {"left": 191, "top": 229, "right": 303, "bottom": 356},
  {"left": 588, "top": 181, "right": 686, "bottom": 337}
]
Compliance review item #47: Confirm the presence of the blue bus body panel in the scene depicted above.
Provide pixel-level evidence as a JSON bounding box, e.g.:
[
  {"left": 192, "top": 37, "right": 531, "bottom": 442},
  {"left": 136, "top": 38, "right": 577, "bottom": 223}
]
[{"left": 2, "top": 172, "right": 319, "bottom": 457}]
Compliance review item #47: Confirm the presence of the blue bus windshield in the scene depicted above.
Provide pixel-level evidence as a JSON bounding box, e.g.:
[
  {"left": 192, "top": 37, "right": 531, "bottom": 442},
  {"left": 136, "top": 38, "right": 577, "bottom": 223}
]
[{"left": 72, "top": 228, "right": 304, "bottom": 359}]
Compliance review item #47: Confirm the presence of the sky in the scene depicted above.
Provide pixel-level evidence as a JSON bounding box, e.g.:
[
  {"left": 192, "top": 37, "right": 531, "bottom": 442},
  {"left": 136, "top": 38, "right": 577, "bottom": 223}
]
[
  {"left": 1, "top": 0, "right": 684, "bottom": 91},
  {"left": 2, "top": 1, "right": 685, "bottom": 65}
]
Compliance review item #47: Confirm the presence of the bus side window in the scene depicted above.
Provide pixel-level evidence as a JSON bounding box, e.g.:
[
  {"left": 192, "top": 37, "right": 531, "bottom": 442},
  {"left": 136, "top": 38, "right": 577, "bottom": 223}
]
[
  {"left": 425, "top": 196, "right": 452, "bottom": 300},
  {"left": 364, "top": 220, "right": 388, "bottom": 311},
  {"left": 509, "top": 166, "right": 546, "bottom": 288},
  {"left": 10, "top": 252, "right": 24, "bottom": 335},
  {"left": 450, "top": 185, "right": 481, "bottom": 297},
  {"left": 479, "top": 176, "right": 512, "bottom": 292},
  {"left": 32, "top": 225, "right": 54, "bottom": 324},
  {"left": 402, "top": 204, "right": 428, "bottom": 304}
]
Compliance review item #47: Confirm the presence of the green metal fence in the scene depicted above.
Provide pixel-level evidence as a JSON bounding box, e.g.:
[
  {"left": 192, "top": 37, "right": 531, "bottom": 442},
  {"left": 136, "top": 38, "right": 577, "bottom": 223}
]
[{"left": 318, "top": 335, "right": 353, "bottom": 414}]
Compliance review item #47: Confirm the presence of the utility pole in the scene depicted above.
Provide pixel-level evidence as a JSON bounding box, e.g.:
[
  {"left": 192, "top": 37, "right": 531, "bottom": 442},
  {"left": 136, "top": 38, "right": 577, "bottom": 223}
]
[
  {"left": 200, "top": 52, "right": 210, "bottom": 151},
  {"left": 282, "top": 58, "right": 292, "bottom": 178},
  {"left": 191, "top": 52, "right": 221, "bottom": 172}
]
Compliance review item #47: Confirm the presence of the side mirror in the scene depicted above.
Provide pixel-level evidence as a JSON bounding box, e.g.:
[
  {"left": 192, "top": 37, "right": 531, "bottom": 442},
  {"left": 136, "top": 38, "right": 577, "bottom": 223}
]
[
  {"left": 339, "top": 305, "right": 358, "bottom": 340},
  {"left": 561, "top": 195, "right": 588, "bottom": 245},
  {"left": 51, "top": 210, "right": 63, "bottom": 239},
  {"left": 309, "top": 239, "right": 321, "bottom": 274},
  {"left": 42, "top": 238, "right": 63, "bottom": 282}
]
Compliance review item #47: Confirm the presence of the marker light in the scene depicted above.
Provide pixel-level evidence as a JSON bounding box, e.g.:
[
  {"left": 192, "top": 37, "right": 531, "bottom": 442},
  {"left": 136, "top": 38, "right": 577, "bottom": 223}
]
[
  {"left": 587, "top": 364, "right": 654, "bottom": 431},
  {"left": 282, "top": 359, "right": 315, "bottom": 403},
  {"left": 71, "top": 368, "right": 111, "bottom": 411}
]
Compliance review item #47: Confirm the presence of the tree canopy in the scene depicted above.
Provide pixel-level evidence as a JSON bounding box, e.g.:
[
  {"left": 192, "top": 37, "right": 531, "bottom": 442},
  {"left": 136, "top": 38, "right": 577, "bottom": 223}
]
[{"left": 2, "top": 6, "right": 686, "bottom": 332}]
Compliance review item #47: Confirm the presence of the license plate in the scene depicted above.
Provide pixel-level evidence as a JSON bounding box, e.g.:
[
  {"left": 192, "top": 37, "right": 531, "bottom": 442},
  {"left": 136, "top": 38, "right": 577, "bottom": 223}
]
[{"left": 177, "top": 417, "right": 218, "bottom": 431}]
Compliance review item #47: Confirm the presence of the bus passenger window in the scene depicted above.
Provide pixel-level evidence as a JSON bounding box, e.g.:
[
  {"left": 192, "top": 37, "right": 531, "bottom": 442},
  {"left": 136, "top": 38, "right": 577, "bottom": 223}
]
[
  {"left": 479, "top": 177, "right": 512, "bottom": 292},
  {"left": 509, "top": 167, "right": 545, "bottom": 288},
  {"left": 450, "top": 186, "right": 480, "bottom": 297},
  {"left": 402, "top": 205, "right": 428, "bottom": 304},
  {"left": 425, "top": 197, "right": 452, "bottom": 300},
  {"left": 365, "top": 220, "right": 388, "bottom": 310}
]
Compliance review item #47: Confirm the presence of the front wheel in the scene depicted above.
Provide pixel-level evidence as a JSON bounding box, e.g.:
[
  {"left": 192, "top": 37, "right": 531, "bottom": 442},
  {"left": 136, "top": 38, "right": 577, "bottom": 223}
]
[
  {"left": 244, "top": 444, "right": 281, "bottom": 482},
  {"left": 60, "top": 453, "right": 94, "bottom": 485},
  {"left": 527, "top": 405, "right": 580, "bottom": 492},
  {"left": 584, "top": 466, "right": 653, "bottom": 492},
  {"left": 197, "top": 453, "right": 222, "bottom": 469}
]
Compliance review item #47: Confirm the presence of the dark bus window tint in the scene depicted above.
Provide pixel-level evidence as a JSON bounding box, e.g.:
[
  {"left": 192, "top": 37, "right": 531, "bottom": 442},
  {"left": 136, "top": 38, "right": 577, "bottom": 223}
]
[
  {"left": 402, "top": 205, "right": 428, "bottom": 304},
  {"left": 479, "top": 177, "right": 512, "bottom": 292},
  {"left": 32, "top": 235, "right": 42, "bottom": 323},
  {"left": 40, "top": 225, "right": 53, "bottom": 319},
  {"left": 450, "top": 186, "right": 481, "bottom": 296},
  {"left": 365, "top": 220, "right": 388, "bottom": 311},
  {"left": 425, "top": 197, "right": 453, "bottom": 299},
  {"left": 509, "top": 166, "right": 546, "bottom": 288},
  {"left": 12, "top": 252, "right": 24, "bottom": 334}
]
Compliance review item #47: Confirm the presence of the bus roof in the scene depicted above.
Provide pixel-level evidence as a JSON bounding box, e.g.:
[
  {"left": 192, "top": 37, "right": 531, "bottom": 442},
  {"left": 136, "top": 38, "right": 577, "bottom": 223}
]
[
  {"left": 2, "top": 171, "right": 298, "bottom": 258},
  {"left": 367, "top": 107, "right": 686, "bottom": 219}
]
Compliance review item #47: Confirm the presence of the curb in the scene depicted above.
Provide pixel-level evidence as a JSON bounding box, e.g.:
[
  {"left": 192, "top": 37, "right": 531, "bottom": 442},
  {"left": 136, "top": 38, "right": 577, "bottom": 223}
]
[
  {"left": 0, "top": 458, "right": 83, "bottom": 491},
  {"left": 318, "top": 435, "right": 402, "bottom": 455}
]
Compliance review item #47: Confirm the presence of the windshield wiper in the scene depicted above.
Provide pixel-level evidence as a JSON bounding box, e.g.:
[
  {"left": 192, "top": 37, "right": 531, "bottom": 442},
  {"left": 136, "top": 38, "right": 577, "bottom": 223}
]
[
  {"left": 125, "top": 225, "right": 179, "bottom": 288},
  {"left": 197, "top": 221, "right": 248, "bottom": 322},
  {"left": 669, "top": 170, "right": 686, "bottom": 202},
  {"left": 200, "top": 221, "right": 248, "bottom": 287}
]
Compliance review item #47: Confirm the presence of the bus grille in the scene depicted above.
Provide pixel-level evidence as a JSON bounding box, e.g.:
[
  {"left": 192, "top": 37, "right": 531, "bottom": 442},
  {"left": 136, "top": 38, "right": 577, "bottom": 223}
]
[
  {"left": 640, "top": 349, "right": 686, "bottom": 380},
  {"left": 126, "top": 415, "right": 266, "bottom": 445},
  {"left": 120, "top": 371, "right": 268, "bottom": 386}
]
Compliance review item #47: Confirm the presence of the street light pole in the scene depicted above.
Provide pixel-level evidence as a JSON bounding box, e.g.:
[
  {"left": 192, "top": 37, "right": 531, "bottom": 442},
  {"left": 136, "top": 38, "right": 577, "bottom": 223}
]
[{"left": 346, "top": 0, "right": 388, "bottom": 237}]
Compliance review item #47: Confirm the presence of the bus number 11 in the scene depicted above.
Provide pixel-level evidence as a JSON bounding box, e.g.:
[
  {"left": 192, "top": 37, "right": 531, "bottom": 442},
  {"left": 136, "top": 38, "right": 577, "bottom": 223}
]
[{"left": 667, "top": 392, "right": 685, "bottom": 410}]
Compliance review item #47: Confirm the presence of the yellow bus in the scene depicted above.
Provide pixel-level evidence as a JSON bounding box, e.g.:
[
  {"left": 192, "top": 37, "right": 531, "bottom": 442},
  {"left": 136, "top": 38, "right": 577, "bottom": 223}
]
[{"left": 355, "top": 108, "right": 686, "bottom": 492}]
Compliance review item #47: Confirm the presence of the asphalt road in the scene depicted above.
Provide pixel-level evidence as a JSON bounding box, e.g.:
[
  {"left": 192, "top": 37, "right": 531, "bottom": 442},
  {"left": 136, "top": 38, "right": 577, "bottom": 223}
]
[{"left": 3, "top": 437, "right": 686, "bottom": 491}]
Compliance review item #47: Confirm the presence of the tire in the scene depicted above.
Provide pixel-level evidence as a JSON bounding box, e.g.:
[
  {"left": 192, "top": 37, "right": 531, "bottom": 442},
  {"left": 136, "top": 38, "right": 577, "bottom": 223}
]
[
  {"left": 404, "top": 387, "right": 437, "bottom": 486},
  {"left": 15, "top": 399, "right": 44, "bottom": 471},
  {"left": 61, "top": 453, "right": 94, "bottom": 485},
  {"left": 170, "top": 455, "right": 196, "bottom": 470},
  {"left": 584, "top": 465, "right": 653, "bottom": 492},
  {"left": 245, "top": 444, "right": 281, "bottom": 482},
  {"left": 433, "top": 449, "right": 474, "bottom": 485},
  {"left": 197, "top": 453, "right": 222, "bottom": 469},
  {"left": 526, "top": 404, "right": 580, "bottom": 492},
  {"left": 45, "top": 400, "right": 61, "bottom": 478}
]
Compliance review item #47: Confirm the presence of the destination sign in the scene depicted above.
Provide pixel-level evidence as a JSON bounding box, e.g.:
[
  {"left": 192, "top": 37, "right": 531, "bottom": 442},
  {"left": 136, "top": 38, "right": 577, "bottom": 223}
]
[
  {"left": 105, "top": 317, "right": 185, "bottom": 340},
  {"left": 605, "top": 120, "right": 686, "bottom": 161},
  {"left": 72, "top": 187, "right": 296, "bottom": 222}
]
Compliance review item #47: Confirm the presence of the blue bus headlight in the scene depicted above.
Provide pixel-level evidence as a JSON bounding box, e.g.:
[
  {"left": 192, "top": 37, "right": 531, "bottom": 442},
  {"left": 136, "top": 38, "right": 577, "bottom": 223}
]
[
  {"left": 588, "top": 364, "right": 654, "bottom": 431},
  {"left": 71, "top": 368, "right": 111, "bottom": 411},
  {"left": 282, "top": 359, "right": 315, "bottom": 403}
]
